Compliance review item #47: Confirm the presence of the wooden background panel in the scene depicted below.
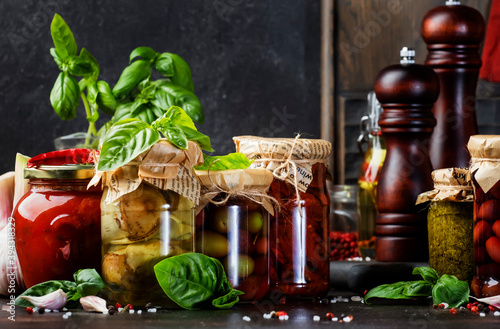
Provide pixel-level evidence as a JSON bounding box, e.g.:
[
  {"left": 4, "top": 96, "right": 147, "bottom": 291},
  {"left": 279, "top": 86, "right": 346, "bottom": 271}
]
[{"left": 335, "top": 0, "right": 491, "bottom": 93}]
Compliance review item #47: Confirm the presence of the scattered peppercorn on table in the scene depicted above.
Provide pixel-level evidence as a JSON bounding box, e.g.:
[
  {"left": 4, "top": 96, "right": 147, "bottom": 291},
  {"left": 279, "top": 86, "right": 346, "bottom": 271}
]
[{"left": 2, "top": 291, "right": 499, "bottom": 328}]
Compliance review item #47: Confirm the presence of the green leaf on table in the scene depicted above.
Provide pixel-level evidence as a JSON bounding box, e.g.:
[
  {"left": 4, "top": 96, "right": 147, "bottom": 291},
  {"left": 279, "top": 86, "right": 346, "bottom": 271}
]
[
  {"left": 98, "top": 118, "right": 160, "bottom": 171},
  {"left": 364, "top": 281, "right": 415, "bottom": 304},
  {"left": 73, "top": 269, "right": 105, "bottom": 299},
  {"left": 403, "top": 280, "right": 433, "bottom": 297},
  {"left": 50, "top": 71, "right": 80, "bottom": 120},
  {"left": 195, "top": 153, "right": 252, "bottom": 171},
  {"left": 50, "top": 13, "right": 77, "bottom": 60},
  {"left": 112, "top": 59, "right": 152, "bottom": 99},
  {"left": 129, "top": 46, "right": 157, "bottom": 63},
  {"left": 432, "top": 274, "right": 469, "bottom": 308},
  {"left": 154, "top": 253, "right": 242, "bottom": 310},
  {"left": 413, "top": 267, "right": 439, "bottom": 285},
  {"left": 15, "top": 280, "right": 77, "bottom": 308}
]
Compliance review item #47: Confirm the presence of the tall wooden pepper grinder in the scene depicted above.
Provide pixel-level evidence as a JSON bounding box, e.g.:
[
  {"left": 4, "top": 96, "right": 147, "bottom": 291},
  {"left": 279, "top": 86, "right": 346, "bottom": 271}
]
[
  {"left": 422, "top": 0, "right": 485, "bottom": 169},
  {"left": 375, "top": 47, "right": 439, "bottom": 262}
]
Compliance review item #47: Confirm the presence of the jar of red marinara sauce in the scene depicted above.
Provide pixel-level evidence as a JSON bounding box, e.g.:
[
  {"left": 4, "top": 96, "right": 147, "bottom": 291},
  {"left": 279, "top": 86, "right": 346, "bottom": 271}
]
[
  {"left": 13, "top": 149, "right": 102, "bottom": 288},
  {"left": 468, "top": 136, "right": 500, "bottom": 298},
  {"left": 234, "top": 136, "right": 332, "bottom": 299}
]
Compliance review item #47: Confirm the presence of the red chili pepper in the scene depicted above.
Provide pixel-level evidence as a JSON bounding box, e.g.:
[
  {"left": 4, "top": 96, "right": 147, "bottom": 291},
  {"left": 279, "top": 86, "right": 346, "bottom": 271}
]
[{"left": 27, "top": 149, "right": 99, "bottom": 168}]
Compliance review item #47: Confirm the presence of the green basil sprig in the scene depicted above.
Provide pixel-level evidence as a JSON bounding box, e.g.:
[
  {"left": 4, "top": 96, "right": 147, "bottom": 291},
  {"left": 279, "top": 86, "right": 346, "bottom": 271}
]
[
  {"left": 49, "top": 14, "right": 116, "bottom": 148},
  {"left": 364, "top": 267, "right": 470, "bottom": 308},
  {"left": 194, "top": 153, "right": 253, "bottom": 171},
  {"left": 15, "top": 269, "right": 105, "bottom": 308},
  {"left": 154, "top": 253, "right": 244, "bottom": 310},
  {"left": 98, "top": 106, "right": 213, "bottom": 172}
]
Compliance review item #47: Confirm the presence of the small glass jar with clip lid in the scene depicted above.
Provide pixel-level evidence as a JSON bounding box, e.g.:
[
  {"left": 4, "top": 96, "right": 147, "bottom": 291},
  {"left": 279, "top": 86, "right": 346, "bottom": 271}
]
[
  {"left": 416, "top": 168, "right": 474, "bottom": 282},
  {"left": 13, "top": 149, "right": 102, "bottom": 288}
]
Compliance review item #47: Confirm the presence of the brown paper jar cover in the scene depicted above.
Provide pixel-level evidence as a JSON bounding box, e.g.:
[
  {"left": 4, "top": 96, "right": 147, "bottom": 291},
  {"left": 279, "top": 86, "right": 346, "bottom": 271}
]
[
  {"left": 417, "top": 167, "right": 473, "bottom": 204},
  {"left": 468, "top": 135, "right": 500, "bottom": 194}
]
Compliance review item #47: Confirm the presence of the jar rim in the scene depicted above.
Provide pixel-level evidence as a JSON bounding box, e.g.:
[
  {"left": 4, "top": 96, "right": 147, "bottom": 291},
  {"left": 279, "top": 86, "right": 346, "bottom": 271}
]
[{"left": 24, "top": 164, "right": 95, "bottom": 180}]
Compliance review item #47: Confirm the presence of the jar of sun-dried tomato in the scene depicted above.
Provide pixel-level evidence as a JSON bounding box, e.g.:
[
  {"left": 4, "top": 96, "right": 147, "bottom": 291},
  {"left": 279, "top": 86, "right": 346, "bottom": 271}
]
[
  {"left": 13, "top": 149, "right": 102, "bottom": 288},
  {"left": 233, "top": 136, "right": 332, "bottom": 299},
  {"left": 468, "top": 135, "right": 500, "bottom": 298}
]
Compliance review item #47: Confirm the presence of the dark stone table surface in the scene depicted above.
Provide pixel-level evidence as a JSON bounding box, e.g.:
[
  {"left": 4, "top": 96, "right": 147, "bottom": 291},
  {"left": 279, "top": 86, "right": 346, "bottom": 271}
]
[{"left": 2, "top": 291, "right": 499, "bottom": 329}]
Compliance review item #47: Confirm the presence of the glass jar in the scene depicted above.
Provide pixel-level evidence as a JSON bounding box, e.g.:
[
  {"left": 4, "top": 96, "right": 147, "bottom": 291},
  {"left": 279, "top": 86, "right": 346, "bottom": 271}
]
[
  {"left": 196, "top": 201, "right": 270, "bottom": 301},
  {"left": 330, "top": 185, "right": 359, "bottom": 261},
  {"left": 468, "top": 135, "right": 500, "bottom": 298},
  {"left": 268, "top": 163, "right": 330, "bottom": 298},
  {"left": 14, "top": 165, "right": 102, "bottom": 288},
  {"left": 101, "top": 183, "right": 195, "bottom": 305},
  {"left": 357, "top": 91, "right": 385, "bottom": 259}
]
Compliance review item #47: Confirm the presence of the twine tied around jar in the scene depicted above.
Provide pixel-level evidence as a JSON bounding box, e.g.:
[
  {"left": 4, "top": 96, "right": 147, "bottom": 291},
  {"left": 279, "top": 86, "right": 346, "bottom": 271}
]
[{"left": 199, "top": 160, "right": 280, "bottom": 215}]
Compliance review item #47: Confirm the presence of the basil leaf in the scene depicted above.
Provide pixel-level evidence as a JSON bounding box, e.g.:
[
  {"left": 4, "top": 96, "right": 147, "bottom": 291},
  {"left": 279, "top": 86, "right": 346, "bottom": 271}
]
[
  {"left": 112, "top": 59, "right": 152, "bottom": 99},
  {"left": 413, "top": 267, "right": 439, "bottom": 285},
  {"left": 15, "top": 280, "right": 77, "bottom": 307},
  {"left": 160, "top": 52, "right": 195, "bottom": 92},
  {"left": 135, "top": 106, "right": 157, "bottom": 124},
  {"left": 112, "top": 102, "right": 134, "bottom": 122},
  {"left": 67, "top": 56, "right": 94, "bottom": 77},
  {"left": 98, "top": 118, "right": 160, "bottom": 171},
  {"left": 161, "top": 126, "right": 189, "bottom": 150},
  {"left": 96, "top": 80, "right": 117, "bottom": 115},
  {"left": 165, "top": 105, "right": 197, "bottom": 130},
  {"left": 364, "top": 281, "right": 415, "bottom": 304},
  {"left": 212, "top": 289, "right": 244, "bottom": 309},
  {"left": 403, "top": 280, "right": 433, "bottom": 297},
  {"left": 154, "top": 81, "right": 204, "bottom": 124},
  {"left": 50, "top": 72, "right": 80, "bottom": 120},
  {"left": 50, "top": 47, "right": 64, "bottom": 70},
  {"left": 79, "top": 48, "right": 100, "bottom": 78},
  {"left": 154, "top": 253, "right": 240, "bottom": 310},
  {"left": 432, "top": 275, "right": 469, "bottom": 308},
  {"left": 129, "top": 46, "right": 157, "bottom": 63},
  {"left": 86, "top": 80, "right": 98, "bottom": 103},
  {"left": 74, "top": 269, "right": 105, "bottom": 298},
  {"left": 181, "top": 126, "right": 213, "bottom": 152},
  {"left": 86, "top": 103, "right": 99, "bottom": 124},
  {"left": 195, "top": 153, "right": 252, "bottom": 171},
  {"left": 154, "top": 53, "right": 175, "bottom": 77},
  {"left": 50, "top": 13, "right": 77, "bottom": 60}
]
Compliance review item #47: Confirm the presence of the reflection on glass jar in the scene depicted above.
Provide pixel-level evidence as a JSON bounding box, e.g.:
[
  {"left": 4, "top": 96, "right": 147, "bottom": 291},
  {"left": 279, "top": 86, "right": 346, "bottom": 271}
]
[
  {"left": 268, "top": 163, "right": 330, "bottom": 298},
  {"left": 196, "top": 202, "right": 270, "bottom": 301},
  {"left": 100, "top": 183, "right": 195, "bottom": 305},
  {"left": 14, "top": 165, "right": 102, "bottom": 288}
]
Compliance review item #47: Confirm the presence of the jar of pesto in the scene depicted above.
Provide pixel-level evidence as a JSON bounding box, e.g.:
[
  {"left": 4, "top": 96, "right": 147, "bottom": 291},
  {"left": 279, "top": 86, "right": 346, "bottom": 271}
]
[{"left": 417, "top": 168, "right": 474, "bottom": 282}]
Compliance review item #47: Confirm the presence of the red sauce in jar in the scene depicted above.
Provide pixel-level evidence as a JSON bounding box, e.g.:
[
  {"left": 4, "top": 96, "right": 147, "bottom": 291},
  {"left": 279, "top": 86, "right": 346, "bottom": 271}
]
[{"left": 14, "top": 175, "right": 102, "bottom": 288}]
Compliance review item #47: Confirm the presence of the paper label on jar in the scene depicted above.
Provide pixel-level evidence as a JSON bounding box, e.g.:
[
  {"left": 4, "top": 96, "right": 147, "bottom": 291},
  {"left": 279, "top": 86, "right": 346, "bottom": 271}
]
[
  {"left": 233, "top": 135, "right": 331, "bottom": 193},
  {"left": 93, "top": 139, "right": 203, "bottom": 204}
]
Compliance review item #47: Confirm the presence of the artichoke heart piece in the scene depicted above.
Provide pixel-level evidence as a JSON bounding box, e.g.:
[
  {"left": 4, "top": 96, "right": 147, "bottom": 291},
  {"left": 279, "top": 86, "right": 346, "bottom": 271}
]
[
  {"left": 118, "top": 183, "right": 167, "bottom": 241},
  {"left": 167, "top": 214, "right": 194, "bottom": 241}
]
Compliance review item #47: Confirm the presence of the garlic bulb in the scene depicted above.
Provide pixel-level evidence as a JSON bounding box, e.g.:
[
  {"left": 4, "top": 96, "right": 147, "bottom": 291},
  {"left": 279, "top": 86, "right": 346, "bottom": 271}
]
[
  {"left": 18, "top": 289, "right": 67, "bottom": 309},
  {"left": 80, "top": 296, "right": 107, "bottom": 313}
]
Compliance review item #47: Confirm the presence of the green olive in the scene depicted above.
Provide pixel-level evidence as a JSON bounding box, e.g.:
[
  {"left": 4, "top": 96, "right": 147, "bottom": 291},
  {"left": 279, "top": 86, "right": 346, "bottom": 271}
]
[
  {"left": 245, "top": 211, "right": 264, "bottom": 234},
  {"left": 223, "top": 254, "right": 255, "bottom": 278},
  {"left": 209, "top": 207, "right": 240, "bottom": 233},
  {"left": 196, "top": 231, "right": 230, "bottom": 258}
]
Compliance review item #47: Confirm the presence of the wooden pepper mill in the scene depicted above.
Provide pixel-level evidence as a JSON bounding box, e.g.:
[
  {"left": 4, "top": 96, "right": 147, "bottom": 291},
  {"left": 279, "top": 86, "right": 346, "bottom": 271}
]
[
  {"left": 421, "top": 0, "right": 485, "bottom": 169},
  {"left": 375, "top": 47, "right": 439, "bottom": 262}
]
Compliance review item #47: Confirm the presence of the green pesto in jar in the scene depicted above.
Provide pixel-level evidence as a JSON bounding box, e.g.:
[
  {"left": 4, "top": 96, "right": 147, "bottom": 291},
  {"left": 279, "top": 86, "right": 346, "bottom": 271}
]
[{"left": 427, "top": 201, "right": 474, "bottom": 282}]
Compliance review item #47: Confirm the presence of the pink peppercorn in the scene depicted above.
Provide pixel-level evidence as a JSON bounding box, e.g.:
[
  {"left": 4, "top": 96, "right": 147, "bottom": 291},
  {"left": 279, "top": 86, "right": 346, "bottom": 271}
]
[
  {"left": 326, "top": 312, "right": 334, "bottom": 320},
  {"left": 26, "top": 307, "right": 33, "bottom": 314},
  {"left": 489, "top": 305, "right": 496, "bottom": 312},
  {"left": 450, "top": 308, "right": 457, "bottom": 315},
  {"left": 471, "top": 306, "right": 479, "bottom": 313}
]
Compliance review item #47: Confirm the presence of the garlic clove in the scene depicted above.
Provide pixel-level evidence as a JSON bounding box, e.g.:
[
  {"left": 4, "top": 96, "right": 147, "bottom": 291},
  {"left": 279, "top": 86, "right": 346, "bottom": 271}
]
[
  {"left": 18, "top": 289, "right": 67, "bottom": 310},
  {"left": 80, "top": 295, "right": 107, "bottom": 313}
]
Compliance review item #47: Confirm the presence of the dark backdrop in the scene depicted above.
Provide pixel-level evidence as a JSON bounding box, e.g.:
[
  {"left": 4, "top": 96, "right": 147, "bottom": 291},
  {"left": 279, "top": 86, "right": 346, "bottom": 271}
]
[{"left": 0, "top": 0, "right": 321, "bottom": 173}]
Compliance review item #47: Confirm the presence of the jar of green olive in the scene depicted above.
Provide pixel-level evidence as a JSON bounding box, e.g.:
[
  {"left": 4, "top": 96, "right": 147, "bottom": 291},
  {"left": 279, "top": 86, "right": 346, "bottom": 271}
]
[{"left": 417, "top": 168, "right": 474, "bottom": 282}]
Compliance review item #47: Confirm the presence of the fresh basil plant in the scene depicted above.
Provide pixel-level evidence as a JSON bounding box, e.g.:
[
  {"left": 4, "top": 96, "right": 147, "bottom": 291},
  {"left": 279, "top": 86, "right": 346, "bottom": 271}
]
[
  {"left": 15, "top": 269, "right": 105, "bottom": 308},
  {"left": 364, "top": 267, "right": 470, "bottom": 308},
  {"left": 98, "top": 106, "right": 213, "bottom": 172},
  {"left": 154, "top": 253, "right": 244, "bottom": 310}
]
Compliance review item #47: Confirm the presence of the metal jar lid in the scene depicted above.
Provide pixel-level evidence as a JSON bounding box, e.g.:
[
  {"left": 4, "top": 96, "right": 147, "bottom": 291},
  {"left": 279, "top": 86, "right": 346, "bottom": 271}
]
[{"left": 24, "top": 164, "right": 95, "bottom": 180}]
